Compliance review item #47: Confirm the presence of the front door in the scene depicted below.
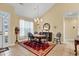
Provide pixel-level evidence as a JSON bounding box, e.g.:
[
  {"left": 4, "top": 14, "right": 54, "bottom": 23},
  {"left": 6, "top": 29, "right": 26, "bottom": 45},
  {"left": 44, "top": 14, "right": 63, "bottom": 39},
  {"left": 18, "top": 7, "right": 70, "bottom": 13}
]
[{"left": 0, "top": 16, "right": 3, "bottom": 48}]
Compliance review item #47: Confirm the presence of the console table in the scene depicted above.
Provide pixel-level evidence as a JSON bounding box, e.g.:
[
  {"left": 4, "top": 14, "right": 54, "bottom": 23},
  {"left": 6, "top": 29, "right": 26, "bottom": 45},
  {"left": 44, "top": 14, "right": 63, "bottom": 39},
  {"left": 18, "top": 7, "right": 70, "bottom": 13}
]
[{"left": 74, "top": 39, "right": 79, "bottom": 56}]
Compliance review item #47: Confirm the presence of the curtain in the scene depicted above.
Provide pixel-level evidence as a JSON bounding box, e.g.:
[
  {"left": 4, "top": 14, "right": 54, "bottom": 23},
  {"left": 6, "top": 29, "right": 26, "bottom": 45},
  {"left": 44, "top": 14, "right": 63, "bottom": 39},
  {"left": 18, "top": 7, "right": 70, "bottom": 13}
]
[{"left": 19, "top": 19, "right": 34, "bottom": 39}]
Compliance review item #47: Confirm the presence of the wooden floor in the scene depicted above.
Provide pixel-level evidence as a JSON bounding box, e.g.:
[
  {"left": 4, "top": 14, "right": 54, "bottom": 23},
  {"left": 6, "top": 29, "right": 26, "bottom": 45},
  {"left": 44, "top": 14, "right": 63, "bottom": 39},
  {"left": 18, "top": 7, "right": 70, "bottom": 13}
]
[{"left": 0, "top": 42, "right": 78, "bottom": 56}]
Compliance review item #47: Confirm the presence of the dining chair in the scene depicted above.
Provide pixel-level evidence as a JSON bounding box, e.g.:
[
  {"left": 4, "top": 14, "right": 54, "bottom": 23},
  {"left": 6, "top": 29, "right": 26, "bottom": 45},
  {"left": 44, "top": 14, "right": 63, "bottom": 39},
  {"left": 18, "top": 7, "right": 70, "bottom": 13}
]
[
  {"left": 34, "top": 32, "right": 38, "bottom": 34},
  {"left": 28, "top": 32, "right": 34, "bottom": 41},
  {"left": 39, "top": 32, "right": 48, "bottom": 44},
  {"left": 54, "top": 32, "right": 61, "bottom": 44}
]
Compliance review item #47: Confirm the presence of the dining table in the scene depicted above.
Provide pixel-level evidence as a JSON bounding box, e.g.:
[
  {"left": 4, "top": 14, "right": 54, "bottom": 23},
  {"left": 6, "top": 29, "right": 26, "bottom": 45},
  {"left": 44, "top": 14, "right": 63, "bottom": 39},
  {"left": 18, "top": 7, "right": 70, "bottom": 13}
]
[{"left": 33, "top": 34, "right": 46, "bottom": 43}]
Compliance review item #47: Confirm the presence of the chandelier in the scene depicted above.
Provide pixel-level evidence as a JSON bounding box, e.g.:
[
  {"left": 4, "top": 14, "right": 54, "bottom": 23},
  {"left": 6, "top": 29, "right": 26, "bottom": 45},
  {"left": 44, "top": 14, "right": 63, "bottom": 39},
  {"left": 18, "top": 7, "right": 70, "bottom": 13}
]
[
  {"left": 34, "top": 17, "right": 43, "bottom": 25},
  {"left": 34, "top": 4, "right": 43, "bottom": 25}
]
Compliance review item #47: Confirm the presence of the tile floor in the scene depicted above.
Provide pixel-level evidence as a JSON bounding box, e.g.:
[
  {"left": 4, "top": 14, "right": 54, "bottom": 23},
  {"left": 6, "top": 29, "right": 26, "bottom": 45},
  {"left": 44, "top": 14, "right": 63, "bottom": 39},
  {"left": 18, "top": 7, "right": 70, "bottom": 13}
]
[{"left": 0, "top": 42, "right": 78, "bottom": 56}]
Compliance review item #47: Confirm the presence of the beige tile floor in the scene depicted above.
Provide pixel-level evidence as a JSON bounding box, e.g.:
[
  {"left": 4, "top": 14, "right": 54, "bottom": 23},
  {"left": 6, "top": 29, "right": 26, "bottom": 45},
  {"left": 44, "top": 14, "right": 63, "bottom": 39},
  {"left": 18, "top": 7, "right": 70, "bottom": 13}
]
[{"left": 0, "top": 42, "right": 78, "bottom": 56}]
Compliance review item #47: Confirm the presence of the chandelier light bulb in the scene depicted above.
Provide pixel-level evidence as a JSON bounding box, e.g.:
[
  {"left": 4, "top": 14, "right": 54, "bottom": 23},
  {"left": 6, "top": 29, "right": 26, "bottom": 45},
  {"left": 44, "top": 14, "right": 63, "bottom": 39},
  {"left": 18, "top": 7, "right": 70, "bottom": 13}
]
[
  {"left": 37, "top": 17, "right": 39, "bottom": 21},
  {"left": 34, "top": 18, "right": 37, "bottom": 22},
  {"left": 40, "top": 18, "right": 43, "bottom": 22}
]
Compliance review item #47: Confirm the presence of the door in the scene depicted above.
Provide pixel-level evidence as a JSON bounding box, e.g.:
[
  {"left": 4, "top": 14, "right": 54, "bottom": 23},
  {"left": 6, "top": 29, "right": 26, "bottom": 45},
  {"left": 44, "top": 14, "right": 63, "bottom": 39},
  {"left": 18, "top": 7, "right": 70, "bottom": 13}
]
[
  {"left": 64, "top": 19, "right": 77, "bottom": 42},
  {"left": 0, "top": 12, "right": 10, "bottom": 48},
  {"left": 0, "top": 35, "right": 2, "bottom": 48},
  {"left": 0, "top": 16, "right": 3, "bottom": 48}
]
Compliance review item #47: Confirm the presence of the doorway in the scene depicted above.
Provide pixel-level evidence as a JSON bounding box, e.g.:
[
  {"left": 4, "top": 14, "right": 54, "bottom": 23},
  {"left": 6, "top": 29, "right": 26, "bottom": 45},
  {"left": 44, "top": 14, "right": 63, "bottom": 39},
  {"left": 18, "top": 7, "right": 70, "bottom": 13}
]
[
  {"left": 63, "top": 14, "right": 78, "bottom": 43},
  {"left": 0, "top": 11, "right": 10, "bottom": 48}
]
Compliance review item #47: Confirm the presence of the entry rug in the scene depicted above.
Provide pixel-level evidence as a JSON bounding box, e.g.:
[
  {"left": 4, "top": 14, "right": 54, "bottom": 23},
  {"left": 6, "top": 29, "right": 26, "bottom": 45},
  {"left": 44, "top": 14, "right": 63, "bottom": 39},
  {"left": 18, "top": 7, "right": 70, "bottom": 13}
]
[
  {"left": 19, "top": 41, "right": 56, "bottom": 56},
  {"left": 0, "top": 47, "right": 9, "bottom": 53}
]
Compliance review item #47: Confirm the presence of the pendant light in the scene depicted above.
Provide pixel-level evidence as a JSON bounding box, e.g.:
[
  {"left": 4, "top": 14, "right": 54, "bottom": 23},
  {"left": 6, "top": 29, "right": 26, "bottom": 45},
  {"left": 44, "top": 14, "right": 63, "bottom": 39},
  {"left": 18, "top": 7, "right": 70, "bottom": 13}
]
[{"left": 34, "top": 4, "right": 43, "bottom": 25}]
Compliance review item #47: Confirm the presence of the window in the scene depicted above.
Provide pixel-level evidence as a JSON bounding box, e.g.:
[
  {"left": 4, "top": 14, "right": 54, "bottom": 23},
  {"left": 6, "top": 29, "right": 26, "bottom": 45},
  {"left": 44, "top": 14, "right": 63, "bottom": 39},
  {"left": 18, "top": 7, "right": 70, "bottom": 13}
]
[
  {"left": 19, "top": 19, "right": 34, "bottom": 39},
  {"left": 0, "top": 11, "right": 10, "bottom": 48}
]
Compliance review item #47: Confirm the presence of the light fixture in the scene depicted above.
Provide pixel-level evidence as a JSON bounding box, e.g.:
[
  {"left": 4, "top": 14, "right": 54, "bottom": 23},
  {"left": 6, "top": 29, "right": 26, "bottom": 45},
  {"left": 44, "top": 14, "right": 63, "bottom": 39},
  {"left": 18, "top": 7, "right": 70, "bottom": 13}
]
[
  {"left": 19, "top": 3, "right": 24, "bottom": 6},
  {"left": 34, "top": 4, "right": 43, "bottom": 25}
]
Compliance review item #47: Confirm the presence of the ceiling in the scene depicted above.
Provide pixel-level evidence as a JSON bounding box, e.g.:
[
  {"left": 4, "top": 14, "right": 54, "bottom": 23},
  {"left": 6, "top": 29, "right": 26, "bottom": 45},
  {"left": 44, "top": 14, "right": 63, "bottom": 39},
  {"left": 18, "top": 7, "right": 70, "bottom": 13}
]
[{"left": 8, "top": 3, "right": 55, "bottom": 19}]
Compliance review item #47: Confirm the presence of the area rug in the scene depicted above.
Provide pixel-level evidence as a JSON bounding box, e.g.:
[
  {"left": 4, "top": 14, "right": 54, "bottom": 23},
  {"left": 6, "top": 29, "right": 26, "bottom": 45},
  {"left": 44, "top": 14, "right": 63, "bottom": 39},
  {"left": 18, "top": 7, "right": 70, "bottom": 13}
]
[{"left": 19, "top": 41, "right": 56, "bottom": 56}]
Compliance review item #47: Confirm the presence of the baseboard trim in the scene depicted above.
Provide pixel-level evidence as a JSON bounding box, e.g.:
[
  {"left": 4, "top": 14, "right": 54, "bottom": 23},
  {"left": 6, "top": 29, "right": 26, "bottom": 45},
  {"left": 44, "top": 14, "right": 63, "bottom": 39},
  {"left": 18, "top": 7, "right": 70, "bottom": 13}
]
[{"left": 8, "top": 43, "right": 15, "bottom": 47}]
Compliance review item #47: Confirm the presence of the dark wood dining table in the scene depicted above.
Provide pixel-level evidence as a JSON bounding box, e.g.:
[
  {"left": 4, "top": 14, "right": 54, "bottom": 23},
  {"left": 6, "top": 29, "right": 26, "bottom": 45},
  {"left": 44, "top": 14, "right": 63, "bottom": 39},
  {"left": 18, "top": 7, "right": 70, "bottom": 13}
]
[{"left": 33, "top": 34, "right": 46, "bottom": 43}]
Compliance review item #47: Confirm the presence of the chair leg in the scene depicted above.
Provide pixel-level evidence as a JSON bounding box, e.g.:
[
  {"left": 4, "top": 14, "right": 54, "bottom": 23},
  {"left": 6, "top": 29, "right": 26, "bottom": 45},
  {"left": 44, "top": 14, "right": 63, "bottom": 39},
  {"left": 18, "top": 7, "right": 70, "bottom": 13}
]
[
  {"left": 59, "top": 37, "right": 61, "bottom": 44},
  {"left": 59, "top": 39, "right": 61, "bottom": 44},
  {"left": 56, "top": 39, "right": 58, "bottom": 44},
  {"left": 53, "top": 38, "right": 56, "bottom": 43}
]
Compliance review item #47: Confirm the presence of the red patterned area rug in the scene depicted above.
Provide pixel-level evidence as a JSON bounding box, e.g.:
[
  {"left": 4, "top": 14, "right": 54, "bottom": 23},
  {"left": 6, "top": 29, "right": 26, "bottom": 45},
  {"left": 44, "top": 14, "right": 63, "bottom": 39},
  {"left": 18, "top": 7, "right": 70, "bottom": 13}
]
[{"left": 19, "top": 41, "right": 56, "bottom": 56}]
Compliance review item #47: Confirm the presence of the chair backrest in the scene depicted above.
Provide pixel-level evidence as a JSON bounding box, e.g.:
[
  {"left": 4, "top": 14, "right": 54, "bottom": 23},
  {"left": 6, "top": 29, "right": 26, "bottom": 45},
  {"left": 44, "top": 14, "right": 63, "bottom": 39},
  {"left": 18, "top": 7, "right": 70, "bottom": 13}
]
[
  {"left": 34, "top": 32, "right": 38, "bottom": 34},
  {"left": 28, "top": 32, "right": 34, "bottom": 39},
  {"left": 39, "top": 32, "right": 48, "bottom": 36},
  {"left": 56, "top": 32, "right": 61, "bottom": 37}
]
